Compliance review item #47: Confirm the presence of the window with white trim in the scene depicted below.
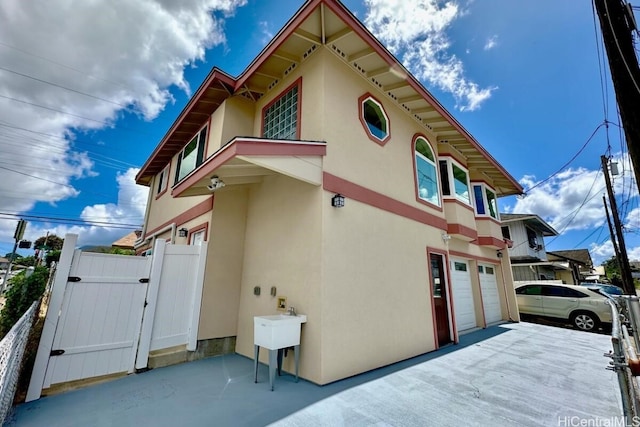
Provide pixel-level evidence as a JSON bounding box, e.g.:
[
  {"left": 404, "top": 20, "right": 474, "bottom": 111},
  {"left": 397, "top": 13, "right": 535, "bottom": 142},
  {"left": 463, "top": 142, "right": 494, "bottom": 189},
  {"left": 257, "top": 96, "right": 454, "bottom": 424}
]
[
  {"left": 414, "top": 137, "right": 440, "bottom": 206},
  {"left": 472, "top": 183, "right": 498, "bottom": 219},
  {"left": 175, "top": 127, "right": 207, "bottom": 184},
  {"left": 157, "top": 165, "right": 169, "bottom": 195},
  {"left": 190, "top": 229, "right": 205, "bottom": 246},
  {"left": 263, "top": 84, "right": 298, "bottom": 140},
  {"left": 438, "top": 158, "right": 470, "bottom": 204}
]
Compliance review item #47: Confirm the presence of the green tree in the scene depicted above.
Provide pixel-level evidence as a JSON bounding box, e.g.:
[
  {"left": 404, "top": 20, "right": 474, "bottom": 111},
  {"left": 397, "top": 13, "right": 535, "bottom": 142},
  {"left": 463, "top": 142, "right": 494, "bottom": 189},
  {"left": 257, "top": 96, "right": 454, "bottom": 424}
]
[
  {"left": 34, "top": 234, "right": 64, "bottom": 251},
  {"left": 15, "top": 256, "right": 37, "bottom": 267},
  {"left": 602, "top": 256, "right": 620, "bottom": 280},
  {"left": 45, "top": 250, "right": 61, "bottom": 265},
  {"left": 3, "top": 253, "right": 22, "bottom": 260},
  {"left": 0, "top": 266, "right": 49, "bottom": 337}
]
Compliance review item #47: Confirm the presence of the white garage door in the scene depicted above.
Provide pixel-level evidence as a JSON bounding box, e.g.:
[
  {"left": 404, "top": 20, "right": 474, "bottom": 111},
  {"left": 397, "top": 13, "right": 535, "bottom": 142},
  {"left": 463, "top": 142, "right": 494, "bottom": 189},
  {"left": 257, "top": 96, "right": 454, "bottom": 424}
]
[
  {"left": 479, "top": 264, "right": 502, "bottom": 324},
  {"left": 450, "top": 259, "right": 476, "bottom": 331}
]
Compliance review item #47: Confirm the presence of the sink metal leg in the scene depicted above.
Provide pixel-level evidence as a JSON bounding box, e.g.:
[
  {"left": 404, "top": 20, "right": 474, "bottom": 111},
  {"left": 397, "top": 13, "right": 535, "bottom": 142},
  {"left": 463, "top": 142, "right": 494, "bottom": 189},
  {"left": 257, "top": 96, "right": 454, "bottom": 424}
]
[
  {"left": 268, "top": 349, "right": 277, "bottom": 391},
  {"left": 294, "top": 345, "right": 300, "bottom": 382},
  {"left": 254, "top": 345, "right": 259, "bottom": 383}
]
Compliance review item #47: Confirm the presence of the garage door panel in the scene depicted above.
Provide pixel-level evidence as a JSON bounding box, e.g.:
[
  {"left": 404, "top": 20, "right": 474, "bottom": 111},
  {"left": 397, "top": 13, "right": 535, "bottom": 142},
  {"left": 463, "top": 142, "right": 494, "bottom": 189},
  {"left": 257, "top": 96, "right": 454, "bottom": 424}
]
[
  {"left": 480, "top": 265, "right": 501, "bottom": 324},
  {"left": 451, "top": 259, "right": 476, "bottom": 331}
]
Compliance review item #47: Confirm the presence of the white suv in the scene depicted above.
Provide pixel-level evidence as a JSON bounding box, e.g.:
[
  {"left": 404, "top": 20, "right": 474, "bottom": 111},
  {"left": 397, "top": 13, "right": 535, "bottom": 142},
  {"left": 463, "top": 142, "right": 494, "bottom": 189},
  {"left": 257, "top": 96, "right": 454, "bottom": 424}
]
[{"left": 515, "top": 283, "right": 613, "bottom": 332}]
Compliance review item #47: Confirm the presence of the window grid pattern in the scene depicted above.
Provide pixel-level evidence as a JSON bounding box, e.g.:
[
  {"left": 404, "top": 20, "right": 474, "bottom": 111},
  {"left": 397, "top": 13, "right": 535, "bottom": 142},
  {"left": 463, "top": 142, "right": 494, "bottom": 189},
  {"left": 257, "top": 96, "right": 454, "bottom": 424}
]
[{"left": 263, "top": 86, "right": 298, "bottom": 140}]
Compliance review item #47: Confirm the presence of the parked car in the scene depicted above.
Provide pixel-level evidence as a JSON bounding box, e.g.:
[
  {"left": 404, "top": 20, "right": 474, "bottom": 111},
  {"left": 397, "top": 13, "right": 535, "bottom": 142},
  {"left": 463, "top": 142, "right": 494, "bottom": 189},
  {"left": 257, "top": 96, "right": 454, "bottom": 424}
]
[
  {"left": 579, "top": 282, "right": 623, "bottom": 296},
  {"left": 515, "top": 283, "right": 613, "bottom": 332}
]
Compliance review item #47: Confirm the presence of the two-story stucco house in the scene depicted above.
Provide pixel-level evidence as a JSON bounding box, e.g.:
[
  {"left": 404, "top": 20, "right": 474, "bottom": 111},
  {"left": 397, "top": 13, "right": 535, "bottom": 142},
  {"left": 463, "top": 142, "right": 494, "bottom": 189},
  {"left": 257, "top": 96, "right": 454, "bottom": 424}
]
[{"left": 134, "top": 0, "right": 523, "bottom": 385}]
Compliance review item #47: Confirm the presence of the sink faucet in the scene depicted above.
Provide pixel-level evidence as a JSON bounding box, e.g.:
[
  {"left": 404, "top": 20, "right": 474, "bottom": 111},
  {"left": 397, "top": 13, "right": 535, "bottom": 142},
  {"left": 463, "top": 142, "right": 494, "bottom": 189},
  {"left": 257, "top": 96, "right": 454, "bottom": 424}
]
[{"left": 288, "top": 306, "right": 297, "bottom": 316}]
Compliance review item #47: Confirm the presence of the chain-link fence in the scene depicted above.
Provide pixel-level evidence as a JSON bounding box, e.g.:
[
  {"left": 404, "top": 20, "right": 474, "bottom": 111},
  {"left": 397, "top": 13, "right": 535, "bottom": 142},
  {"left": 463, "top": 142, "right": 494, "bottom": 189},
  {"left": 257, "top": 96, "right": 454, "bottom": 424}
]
[{"left": 0, "top": 301, "right": 38, "bottom": 425}]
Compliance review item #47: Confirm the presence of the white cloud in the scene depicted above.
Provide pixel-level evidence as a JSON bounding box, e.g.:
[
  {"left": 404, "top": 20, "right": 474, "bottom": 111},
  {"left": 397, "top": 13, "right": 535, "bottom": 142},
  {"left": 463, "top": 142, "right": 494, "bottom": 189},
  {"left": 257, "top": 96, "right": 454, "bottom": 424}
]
[
  {"left": 484, "top": 35, "right": 498, "bottom": 50},
  {"left": 0, "top": 0, "right": 247, "bottom": 248},
  {"left": 511, "top": 153, "right": 640, "bottom": 265},
  {"left": 364, "top": 0, "right": 495, "bottom": 111},
  {"left": 21, "top": 168, "right": 149, "bottom": 249}
]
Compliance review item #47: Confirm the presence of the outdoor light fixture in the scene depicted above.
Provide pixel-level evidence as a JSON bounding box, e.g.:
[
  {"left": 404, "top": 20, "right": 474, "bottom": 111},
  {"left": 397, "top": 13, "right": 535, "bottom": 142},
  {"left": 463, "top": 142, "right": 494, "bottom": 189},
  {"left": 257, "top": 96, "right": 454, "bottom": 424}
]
[
  {"left": 331, "top": 194, "right": 345, "bottom": 208},
  {"left": 441, "top": 233, "right": 451, "bottom": 242},
  {"left": 178, "top": 228, "right": 188, "bottom": 238},
  {"left": 497, "top": 250, "right": 503, "bottom": 258}
]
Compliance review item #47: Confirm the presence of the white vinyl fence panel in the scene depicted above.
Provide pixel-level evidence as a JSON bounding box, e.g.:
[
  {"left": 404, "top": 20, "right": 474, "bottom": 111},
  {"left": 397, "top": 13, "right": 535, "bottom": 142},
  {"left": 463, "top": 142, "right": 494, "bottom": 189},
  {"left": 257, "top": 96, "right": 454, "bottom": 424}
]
[
  {"left": 27, "top": 235, "right": 207, "bottom": 401},
  {"left": 149, "top": 243, "right": 207, "bottom": 351}
]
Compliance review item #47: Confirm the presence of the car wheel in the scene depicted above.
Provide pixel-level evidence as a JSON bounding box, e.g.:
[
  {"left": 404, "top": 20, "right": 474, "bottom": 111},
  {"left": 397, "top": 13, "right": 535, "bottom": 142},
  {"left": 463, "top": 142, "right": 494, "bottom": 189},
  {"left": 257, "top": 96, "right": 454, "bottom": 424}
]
[{"left": 571, "top": 312, "right": 600, "bottom": 332}]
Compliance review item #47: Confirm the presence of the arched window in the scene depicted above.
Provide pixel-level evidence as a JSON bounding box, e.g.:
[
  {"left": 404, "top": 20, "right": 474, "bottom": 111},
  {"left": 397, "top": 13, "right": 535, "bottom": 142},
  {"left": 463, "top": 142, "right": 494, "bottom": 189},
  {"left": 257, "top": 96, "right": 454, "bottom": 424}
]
[{"left": 414, "top": 137, "right": 440, "bottom": 206}]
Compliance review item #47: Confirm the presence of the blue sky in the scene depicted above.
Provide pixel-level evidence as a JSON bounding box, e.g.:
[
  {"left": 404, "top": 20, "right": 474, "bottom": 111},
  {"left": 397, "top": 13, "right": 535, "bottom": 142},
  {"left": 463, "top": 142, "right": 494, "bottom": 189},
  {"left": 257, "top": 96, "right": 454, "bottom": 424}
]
[{"left": 0, "top": 0, "right": 637, "bottom": 266}]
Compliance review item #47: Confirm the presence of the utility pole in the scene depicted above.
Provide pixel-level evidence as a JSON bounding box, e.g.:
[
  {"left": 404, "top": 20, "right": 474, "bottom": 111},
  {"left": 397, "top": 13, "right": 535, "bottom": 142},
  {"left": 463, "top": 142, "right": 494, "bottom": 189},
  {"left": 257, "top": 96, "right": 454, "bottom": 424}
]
[
  {"left": 602, "top": 155, "right": 635, "bottom": 294},
  {"left": 594, "top": 0, "right": 640, "bottom": 192},
  {"left": 603, "top": 195, "right": 621, "bottom": 262}
]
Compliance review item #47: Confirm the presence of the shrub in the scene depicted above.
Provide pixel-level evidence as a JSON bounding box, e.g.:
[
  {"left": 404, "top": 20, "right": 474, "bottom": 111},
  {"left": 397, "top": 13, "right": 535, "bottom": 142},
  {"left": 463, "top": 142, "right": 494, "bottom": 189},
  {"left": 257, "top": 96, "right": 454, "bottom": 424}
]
[{"left": 0, "top": 266, "right": 49, "bottom": 338}]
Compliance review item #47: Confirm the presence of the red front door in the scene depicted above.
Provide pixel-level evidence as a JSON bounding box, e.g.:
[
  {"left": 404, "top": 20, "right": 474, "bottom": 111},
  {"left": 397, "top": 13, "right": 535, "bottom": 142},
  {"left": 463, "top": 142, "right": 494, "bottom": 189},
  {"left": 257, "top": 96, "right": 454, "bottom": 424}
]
[{"left": 431, "top": 254, "right": 451, "bottom": 346}]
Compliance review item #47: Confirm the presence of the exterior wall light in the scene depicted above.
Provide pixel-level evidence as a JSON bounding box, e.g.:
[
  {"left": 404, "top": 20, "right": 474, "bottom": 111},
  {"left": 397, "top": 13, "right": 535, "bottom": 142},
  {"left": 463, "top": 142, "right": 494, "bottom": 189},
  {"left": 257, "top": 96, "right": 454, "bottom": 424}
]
[
  {"left": 178, "top": 228, "right": 189, "bottom": 238},
  {"left": 497, "top": 250, "right": 503, "bottom": 258},
  {"left": 331, "top": 194, "right": 345, "bottom": 208}
]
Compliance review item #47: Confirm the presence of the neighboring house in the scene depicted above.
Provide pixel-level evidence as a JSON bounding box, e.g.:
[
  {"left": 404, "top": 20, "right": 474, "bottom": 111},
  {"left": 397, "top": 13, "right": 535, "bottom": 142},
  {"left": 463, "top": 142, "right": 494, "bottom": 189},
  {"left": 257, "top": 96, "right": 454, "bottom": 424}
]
[
  {"left": 547, "top": 249, "right": 594, "bottom": 284},
  {"left": 501, "top": 213, "right": 560, "bottom": 281},
  {"left": 134, "top": 0, "right": 523, "bottom": 386},
  {"left": 111, "top": 230, "right": 142, "bottom": 251},
  {"left": 0, "top": 257, "right": 9, "bottom": 270},
  {"left": 501, "top": 214, "right": 594, "bottom": 284}
]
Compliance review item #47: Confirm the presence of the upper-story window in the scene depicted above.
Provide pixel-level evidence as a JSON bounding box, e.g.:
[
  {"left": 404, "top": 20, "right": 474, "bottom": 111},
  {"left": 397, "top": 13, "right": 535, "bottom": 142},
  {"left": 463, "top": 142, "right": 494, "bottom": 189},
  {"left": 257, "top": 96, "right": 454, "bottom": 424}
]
[
  {"left": 358, "top": 93, "right": 390, "bottom": 145},
  {"left": 263, "top": 79, "right": 300, "bottom": 140},
  {"left": 526, "top": 227, "right": 539, "bottom": 249},
  {"left": 501, "top": 226, "right": 511, "bottom": 240},
  {"left": 175, "top": 126, "right": 207, "bottom": 184},
  {"left": 157, "top": 164, "right": 169, "bottom": 196},
  {"left": 438, "top": 158, "right": 470, "bottom": 204},
  {"left": 472, "top": 183, "right": 498, "bottom": 219},
  {"left": 414, "top": 136, "right": 440, "bottom": 206}
]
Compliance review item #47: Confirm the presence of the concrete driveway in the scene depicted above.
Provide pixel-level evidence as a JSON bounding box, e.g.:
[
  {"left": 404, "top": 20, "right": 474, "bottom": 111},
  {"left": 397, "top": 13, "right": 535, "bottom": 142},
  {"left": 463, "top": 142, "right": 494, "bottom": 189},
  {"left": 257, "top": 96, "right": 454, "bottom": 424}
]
[{"left": 7, "top": 321, "right": 621, "bottom": 427}]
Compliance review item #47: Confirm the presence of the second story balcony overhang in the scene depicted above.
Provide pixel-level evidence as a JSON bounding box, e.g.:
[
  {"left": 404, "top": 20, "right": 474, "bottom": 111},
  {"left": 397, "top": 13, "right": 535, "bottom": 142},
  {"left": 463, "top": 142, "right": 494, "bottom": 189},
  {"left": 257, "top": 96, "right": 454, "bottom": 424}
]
[{"left": 172, "top": 137, "right": 326, "bottom": 197}]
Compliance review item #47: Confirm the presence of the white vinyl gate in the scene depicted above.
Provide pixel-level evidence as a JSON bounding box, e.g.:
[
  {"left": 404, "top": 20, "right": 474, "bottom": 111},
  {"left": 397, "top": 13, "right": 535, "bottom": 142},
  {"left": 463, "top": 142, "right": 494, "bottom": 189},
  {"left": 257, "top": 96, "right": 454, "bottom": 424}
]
[
  {"left": 27, "top": 234, "right": 207, "bottom": 402},
  {"left": 42, "top": 251, "right": 151, "bottom": 388}
]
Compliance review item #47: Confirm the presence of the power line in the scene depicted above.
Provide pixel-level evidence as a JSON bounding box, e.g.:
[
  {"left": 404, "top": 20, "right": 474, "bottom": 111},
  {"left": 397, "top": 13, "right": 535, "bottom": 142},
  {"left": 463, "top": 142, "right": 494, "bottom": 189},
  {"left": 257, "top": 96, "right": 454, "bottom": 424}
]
[
  {"left": 0, "top": 66, "right": 130, "bottom": 108},
  {"left": 524, "top": 122, "right": 605, "bottom": 193},
  {"left": 0, "top": 212, "right": 142, "bottom": 229}
]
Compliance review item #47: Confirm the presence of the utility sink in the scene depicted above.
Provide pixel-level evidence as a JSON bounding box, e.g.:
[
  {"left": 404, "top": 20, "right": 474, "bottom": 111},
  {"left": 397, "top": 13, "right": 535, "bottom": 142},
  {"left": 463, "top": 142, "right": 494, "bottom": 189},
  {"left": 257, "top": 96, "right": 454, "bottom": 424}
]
[{"left": 254, "top": 314, "right": 307, "bottom": 350}]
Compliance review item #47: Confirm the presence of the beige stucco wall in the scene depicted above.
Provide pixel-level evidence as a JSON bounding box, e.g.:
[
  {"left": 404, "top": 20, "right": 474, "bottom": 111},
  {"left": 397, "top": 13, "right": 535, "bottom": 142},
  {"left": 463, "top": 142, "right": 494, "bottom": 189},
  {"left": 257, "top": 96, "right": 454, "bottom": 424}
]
[
  {"left": 208, "top": 96, "right": 256, "bottom": 155},
  {"left": 234, "top": 174, "right": 323, "bottom": 383},
  {"left": 321, "top": 195, "right": 443, "bottom": 383},
  {"left": 145, "top": 165, "right": 210, "bottom": 235},
  {"left": 141, "top": 45, "right": 519, "bottom": 384},
  {"left": 197, "top": 189, "right": 248, "bottom": 339}
]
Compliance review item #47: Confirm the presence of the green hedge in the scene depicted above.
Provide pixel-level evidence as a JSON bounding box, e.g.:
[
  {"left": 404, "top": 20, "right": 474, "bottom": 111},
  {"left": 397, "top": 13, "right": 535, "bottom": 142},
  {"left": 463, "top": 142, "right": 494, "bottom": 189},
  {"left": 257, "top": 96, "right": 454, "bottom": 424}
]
[{"left": 0, "top": 267, "right": 49, "bottom": 338}]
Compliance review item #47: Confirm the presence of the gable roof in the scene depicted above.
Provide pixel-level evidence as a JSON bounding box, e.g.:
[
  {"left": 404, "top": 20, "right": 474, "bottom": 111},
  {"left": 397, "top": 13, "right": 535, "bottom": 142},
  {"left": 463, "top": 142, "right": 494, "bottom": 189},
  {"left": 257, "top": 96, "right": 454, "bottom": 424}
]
[
  {"left": 547, "top": 249, "right": 593, "bottom": 268},
  {"left": 112, "top": 230, "right": 142, "bottom": 250},
  {"left": 136, "top": 0, "right": 523, "bottom": 197},
  {"left": 500, "top": 213, "right": 558, "bottom": 237}
]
